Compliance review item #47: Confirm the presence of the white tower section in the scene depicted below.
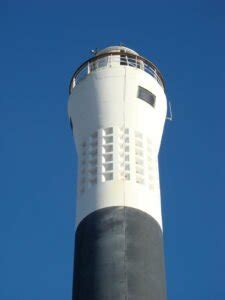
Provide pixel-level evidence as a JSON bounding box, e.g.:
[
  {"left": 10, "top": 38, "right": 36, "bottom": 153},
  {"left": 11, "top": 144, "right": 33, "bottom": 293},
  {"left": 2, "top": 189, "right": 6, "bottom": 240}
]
[{"left": 68, "top": 46, "right": 167, "bottom": 230}]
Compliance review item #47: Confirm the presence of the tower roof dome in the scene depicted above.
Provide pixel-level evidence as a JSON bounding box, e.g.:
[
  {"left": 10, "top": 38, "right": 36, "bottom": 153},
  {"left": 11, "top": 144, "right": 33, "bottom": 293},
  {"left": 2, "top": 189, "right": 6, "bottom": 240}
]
[{"left": 96, "top": 46, "right": 139, "bottom": 56}]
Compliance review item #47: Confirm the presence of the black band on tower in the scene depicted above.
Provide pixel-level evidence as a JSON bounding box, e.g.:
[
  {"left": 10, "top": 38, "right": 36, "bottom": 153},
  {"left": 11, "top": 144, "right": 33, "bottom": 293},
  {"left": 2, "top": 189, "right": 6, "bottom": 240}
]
[{"left": 72, "top": 206, "right": 166, "bottom": 300}]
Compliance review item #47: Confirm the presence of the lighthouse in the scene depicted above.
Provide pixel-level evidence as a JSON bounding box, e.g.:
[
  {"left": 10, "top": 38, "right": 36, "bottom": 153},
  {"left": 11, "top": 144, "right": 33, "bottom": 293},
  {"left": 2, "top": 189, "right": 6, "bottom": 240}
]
[{"left": 68, "top": 46, "right": 167, "bottom": 300}]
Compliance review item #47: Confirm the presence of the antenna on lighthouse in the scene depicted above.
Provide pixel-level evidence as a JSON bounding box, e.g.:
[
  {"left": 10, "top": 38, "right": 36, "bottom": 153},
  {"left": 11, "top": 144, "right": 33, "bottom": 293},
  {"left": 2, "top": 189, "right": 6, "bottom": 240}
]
[{"left": 90, "top": 48, "right": 98, "bottom": 55}]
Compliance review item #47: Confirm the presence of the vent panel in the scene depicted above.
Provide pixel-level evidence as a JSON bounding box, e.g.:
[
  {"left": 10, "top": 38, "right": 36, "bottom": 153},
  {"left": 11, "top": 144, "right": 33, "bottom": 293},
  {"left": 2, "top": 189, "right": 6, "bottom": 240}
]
[{"left": 79, "top": 127, "right": 158, "bottom": 194}]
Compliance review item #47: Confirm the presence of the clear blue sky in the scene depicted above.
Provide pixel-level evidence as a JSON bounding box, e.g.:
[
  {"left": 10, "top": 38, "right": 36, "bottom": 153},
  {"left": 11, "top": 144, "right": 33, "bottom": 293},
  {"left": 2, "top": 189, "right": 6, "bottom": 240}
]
[{"left": 1, "top": 1, "right": 225, "bottom": 299}]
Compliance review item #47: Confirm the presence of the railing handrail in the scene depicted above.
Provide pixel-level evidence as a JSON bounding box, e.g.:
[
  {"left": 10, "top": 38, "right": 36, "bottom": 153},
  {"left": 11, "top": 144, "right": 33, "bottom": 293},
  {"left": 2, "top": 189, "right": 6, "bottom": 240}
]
[{"left": 69, "top": 52, "right": 165, "bottom": 94}]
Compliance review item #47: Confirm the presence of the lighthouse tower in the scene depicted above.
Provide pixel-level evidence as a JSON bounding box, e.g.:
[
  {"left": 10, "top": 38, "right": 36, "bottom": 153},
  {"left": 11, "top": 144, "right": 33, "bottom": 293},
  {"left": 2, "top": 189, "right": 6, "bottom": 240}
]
[{"left": 68, "top": 46, "right": 167, "bottom": 300}]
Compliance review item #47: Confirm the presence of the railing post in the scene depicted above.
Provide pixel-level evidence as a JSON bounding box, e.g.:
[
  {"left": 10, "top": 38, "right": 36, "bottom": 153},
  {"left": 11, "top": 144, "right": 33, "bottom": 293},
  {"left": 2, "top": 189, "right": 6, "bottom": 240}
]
[
  {"left": 72, "top": 77, "right": 76, "bottom": 88},
  {"left": 135, "top": 56, "right": 137, "bottom": 68},
  {"left": 87, "top": 62, "right": 90, "bottom": 74},
  {"left": 166, "top": 101, "right": 173, "bottom": 121}
]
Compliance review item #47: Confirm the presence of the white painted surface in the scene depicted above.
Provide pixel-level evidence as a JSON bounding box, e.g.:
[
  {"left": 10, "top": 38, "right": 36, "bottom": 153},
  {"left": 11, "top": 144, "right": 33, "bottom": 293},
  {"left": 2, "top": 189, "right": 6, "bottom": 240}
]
[
  {"left": 68, "top": 50, "right": 167, "bottom": 229},
  {"left": 96, "top": 45, "right": 139, "bottom": 56}
]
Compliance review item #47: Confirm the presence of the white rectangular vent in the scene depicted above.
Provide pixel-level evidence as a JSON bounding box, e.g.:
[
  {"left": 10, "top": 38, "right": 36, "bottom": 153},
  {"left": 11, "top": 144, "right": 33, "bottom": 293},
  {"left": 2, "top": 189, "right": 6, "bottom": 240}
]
[
  {"left": 79, "top": 127, "right": 157, "bottom": 194},
  {"left": 118, "top": 128, "right": 130, "bottom": 181},
  {"left": 101, "top": 127, "right": 114, "bottom": 182},
  {"left": 79, "top": 131, "right": 98, "bottom": 194},
  {"left": 135, "top": 131, "right": 145, "bottom": 185}
]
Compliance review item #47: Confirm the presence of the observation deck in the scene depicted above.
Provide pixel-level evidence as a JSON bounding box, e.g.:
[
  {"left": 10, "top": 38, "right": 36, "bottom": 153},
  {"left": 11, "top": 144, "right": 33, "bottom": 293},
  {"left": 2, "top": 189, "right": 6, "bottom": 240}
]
[{"left": 69, "top": 46, "right": 165, "bottom": 94}]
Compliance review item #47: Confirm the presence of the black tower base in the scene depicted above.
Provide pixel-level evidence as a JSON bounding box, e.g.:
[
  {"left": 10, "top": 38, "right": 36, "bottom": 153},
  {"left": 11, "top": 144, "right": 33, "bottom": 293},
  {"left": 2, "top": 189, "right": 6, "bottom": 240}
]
[{"left": 72, "top": 206, "right": 166, "bottom": 300}]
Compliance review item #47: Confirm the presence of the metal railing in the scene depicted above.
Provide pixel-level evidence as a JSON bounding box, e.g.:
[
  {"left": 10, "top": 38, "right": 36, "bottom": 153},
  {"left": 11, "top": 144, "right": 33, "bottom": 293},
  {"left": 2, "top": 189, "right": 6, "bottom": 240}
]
[{"left": 69, "top": 52, "right": 165, "bottom": 94}]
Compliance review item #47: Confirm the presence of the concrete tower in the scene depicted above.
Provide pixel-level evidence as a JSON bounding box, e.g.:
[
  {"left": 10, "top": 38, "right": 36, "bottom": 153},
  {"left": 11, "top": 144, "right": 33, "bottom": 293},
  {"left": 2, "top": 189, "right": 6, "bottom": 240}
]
[{"left": 68, "top": 46, "right": 167, "bottom": 300}]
